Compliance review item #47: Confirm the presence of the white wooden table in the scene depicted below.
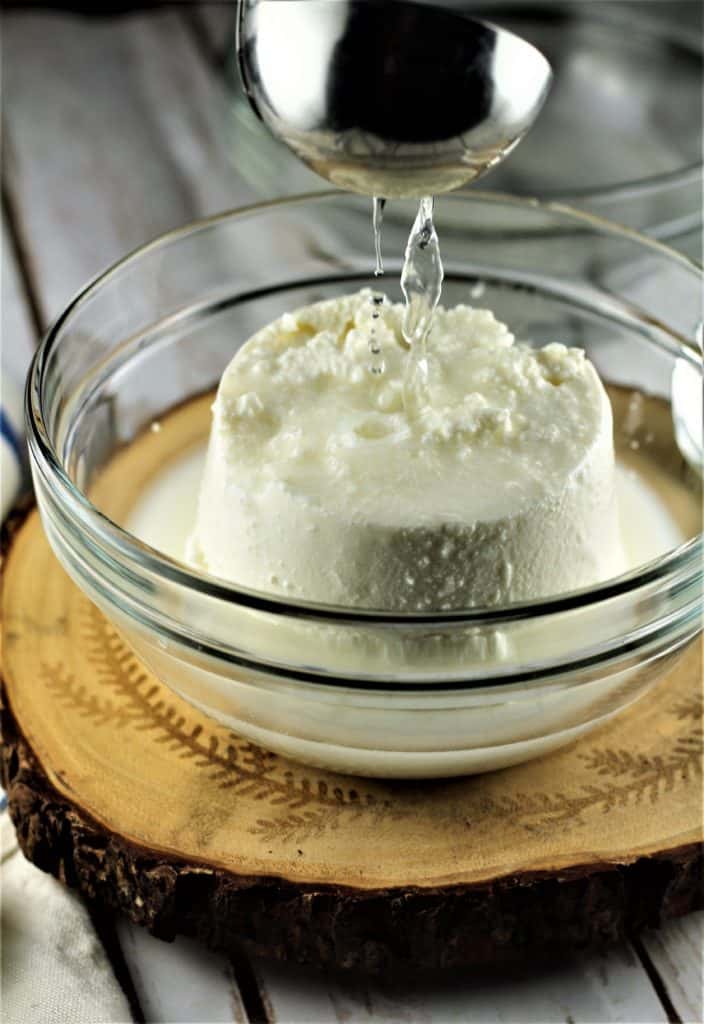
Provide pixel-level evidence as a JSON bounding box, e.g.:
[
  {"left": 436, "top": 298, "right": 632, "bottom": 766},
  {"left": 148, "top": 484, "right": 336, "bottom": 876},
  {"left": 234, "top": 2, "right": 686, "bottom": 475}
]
[{"left": 2, "top": 6, "right": 702, "bottom": 1022}]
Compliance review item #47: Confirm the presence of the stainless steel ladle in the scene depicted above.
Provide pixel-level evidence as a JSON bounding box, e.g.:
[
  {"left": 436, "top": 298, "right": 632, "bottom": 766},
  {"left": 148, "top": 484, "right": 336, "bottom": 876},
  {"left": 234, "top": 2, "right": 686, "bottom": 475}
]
[{"left": 237, "top": 0, "right": 552, "bottom": 198}]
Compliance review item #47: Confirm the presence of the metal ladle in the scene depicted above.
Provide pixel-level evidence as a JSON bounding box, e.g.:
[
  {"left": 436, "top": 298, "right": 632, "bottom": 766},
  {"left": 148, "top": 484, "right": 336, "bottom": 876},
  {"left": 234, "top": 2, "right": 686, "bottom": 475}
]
[{"left": 237, "top": 0, "right": 552, "bottom": 199}]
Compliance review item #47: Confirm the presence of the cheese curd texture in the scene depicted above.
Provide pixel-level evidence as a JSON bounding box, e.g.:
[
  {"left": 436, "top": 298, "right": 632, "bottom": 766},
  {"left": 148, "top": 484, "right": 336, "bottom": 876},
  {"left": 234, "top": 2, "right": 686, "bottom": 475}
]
[{"left": 188, "top": 290, "right": 625, "bottom": 609}]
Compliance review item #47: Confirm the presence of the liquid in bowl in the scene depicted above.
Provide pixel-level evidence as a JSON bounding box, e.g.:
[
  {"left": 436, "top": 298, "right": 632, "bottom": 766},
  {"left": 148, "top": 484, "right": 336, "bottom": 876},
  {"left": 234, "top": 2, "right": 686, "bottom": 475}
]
[{"left": 80, "top": 383, "right": 699, "bottom": 778}]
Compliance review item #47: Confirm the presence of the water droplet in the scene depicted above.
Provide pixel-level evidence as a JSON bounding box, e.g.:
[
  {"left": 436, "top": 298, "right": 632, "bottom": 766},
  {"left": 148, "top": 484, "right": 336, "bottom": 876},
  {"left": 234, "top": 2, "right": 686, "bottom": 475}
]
[
  {"left": 470, "top": 281, "right": 486, "bottom": 300},
  {"left": 368, "top": 290, "right": 385, "bottom": 375}
]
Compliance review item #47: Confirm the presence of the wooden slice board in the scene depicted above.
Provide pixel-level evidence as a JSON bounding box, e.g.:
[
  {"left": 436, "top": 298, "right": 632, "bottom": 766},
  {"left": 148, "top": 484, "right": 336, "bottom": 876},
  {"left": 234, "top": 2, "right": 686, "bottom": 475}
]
[{"left": 1, "top": 501, "right": 702, "bottom": 972}]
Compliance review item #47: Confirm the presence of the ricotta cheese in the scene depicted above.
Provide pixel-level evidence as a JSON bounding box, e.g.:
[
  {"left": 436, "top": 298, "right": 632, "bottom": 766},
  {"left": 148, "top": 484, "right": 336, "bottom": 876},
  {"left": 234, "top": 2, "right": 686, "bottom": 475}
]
[{"left": 188, "top": 290, "right": 625, "bottom": 609}]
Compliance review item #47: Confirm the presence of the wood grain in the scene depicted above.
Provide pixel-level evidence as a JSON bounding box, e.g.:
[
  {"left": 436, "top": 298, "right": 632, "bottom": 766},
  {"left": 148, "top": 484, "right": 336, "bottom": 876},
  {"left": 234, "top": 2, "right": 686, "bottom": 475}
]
[
  {"left": 1, "top": 212, "right": 38, "bottom": 379},
  {"left": 3, "top": 676, "right": 701, "bottom": 977},
  {"left": 1, "top": 478, "right": 702, "bottom": 971},
  {"left": 252, "top": 944, "right": 672, "bottom": 1024},
  {"left": 641, "top": 912, "right": 704, "bottom": 1023},
  {"left": 2, "top": 10, "right": 253, "bottom": 327},
  {"left": 116, "top": 918, "right": 248, "bottom": 1024},
  {"left": 186, "top": 2, "right": 236, "bottom": 65}
]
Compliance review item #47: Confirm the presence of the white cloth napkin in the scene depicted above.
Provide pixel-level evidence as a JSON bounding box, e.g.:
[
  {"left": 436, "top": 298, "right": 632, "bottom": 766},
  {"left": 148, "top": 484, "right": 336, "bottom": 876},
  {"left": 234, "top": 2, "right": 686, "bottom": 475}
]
[
  {"left": 1, "top": 379, "right": 133, "bottom": 1022},
  {"left": 1, "top": 804, "right": 133, "bottom": 1024}
]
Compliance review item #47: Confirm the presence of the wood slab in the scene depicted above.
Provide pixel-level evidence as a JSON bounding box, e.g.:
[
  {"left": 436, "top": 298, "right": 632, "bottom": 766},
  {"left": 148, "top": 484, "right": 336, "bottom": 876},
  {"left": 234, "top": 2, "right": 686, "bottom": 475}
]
[{"left": 1, "top": 490, "right": 702, "bottom": 972}]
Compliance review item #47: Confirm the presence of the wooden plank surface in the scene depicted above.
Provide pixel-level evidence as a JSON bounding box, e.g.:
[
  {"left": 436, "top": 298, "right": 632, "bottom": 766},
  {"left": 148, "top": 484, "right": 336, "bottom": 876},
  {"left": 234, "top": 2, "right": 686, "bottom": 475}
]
[
  {"left": 641, "top": 912, "right": 704, "bottom": 1024},
  {"left": 1, "top": 213, "right": 38, "bottom": 381},
  {"left": 186, "top": 1, "right": 236, "bottom": 65},
  {"left": 2, "top": 211, "right": 38, "bottom": 515},
  {"left": 2, "top": 9, "right": 253, "bottom": 328},
  {"left": 2, "top": 8, "right": 699, "bottom": 1024},
  {"left": 251, "top": 944, "right": 671, "bottom": 1024},
  {"left": 116, "top": 919, "right": 247, "bottom": 1024}
]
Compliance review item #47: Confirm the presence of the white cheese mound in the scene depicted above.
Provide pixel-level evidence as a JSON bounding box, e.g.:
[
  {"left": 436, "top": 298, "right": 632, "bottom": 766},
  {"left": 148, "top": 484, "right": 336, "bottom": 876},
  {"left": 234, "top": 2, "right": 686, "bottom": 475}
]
[{"left": 188, "top": 290, "right": 625, "bottom": 609}]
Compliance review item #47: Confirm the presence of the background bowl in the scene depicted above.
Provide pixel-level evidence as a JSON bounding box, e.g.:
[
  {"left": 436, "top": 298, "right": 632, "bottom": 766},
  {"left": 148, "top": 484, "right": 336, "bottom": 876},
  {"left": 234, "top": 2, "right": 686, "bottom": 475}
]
[{"left": 27, "top": 193, "right": 702, "bottom": 777}]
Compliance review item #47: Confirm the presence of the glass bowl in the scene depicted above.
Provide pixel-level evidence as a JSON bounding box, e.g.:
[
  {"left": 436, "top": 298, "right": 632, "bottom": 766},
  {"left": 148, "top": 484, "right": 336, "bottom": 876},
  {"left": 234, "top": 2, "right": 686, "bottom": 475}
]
[{"left": 26, "top": 193, "right": 702, "bottom": 778}]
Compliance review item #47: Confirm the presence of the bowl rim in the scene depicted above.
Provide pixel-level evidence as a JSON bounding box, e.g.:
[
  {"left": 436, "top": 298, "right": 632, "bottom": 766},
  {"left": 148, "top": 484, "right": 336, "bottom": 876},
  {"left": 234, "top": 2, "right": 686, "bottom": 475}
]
[{"left": 26, "top": 189, "right": 703, "bottom": 628}]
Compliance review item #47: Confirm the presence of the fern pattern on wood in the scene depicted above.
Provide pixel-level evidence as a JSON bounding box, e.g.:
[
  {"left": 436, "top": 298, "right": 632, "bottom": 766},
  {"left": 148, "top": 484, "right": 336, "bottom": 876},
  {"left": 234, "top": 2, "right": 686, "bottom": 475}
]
[
  {"left": 487, "top": 728, "right": 702, "bottom": 828},
  {"left": 37, "top": 600, "right": 702, "bottom": 844},
  {"left": 48, "top": 602, "right": 392, "bottom": 841},
  {"left": 252, "top": 808, "right": 343, "bottom": 844},
  {"left": 42, "top": 662, "right": 138, "bottom": 730},
  {"left": 673, "top": 693, "right": 703, "bottom": 722}
]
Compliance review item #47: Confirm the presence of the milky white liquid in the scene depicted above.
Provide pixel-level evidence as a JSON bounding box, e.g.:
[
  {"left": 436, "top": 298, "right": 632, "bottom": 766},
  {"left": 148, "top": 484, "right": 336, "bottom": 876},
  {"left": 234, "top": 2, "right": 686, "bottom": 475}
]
[
  {"left": 119, "top": 417, "right": 691, "bottom": 778},
  {"left": 128, "top": 443, "right": 684, "bottom": 577}
]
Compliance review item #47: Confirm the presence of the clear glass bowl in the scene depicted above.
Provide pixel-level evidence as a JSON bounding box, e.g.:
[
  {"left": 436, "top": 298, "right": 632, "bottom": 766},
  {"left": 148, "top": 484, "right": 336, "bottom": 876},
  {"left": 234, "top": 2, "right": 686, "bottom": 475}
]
[{"left": 26, "top": 193, "right": 702, "bottom": 778}]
